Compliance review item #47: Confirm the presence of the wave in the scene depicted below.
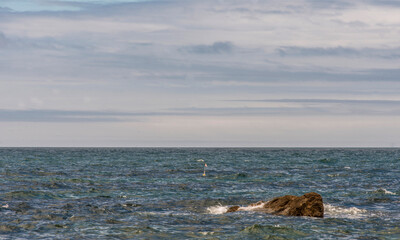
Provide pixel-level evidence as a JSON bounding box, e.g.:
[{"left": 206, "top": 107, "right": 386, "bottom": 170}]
[
  {"left": 207, "top": 203, "right": 369, "bottom": 219},
  {"left": 207, "top": 205, "right": 229, "bottom": 215},
  {"left": 373, "top": 188, "right": 396, "bottom": 195},
  {"left": 237, "top": 201, "right": 266, "bottom": 211},
  {"left": 207, "top": 201, "right": 266, "bottom": 214},
  {"left": 324, "top": 204, "right": 367, "bottom": 219}
]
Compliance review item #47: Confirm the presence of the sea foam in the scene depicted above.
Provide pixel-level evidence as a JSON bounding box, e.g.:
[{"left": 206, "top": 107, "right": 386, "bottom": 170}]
[
  {"left": 207, "top": 205, "right": 229, "bottom": 215},
  {"left": 207, "top": 203, "right": 369, "bottom": 219},
  {"left": 324, "top": 204, "right": 367, "bottom": 219},
  {"left": 374, "top": 188, "right": 396, "bottom": 195}
]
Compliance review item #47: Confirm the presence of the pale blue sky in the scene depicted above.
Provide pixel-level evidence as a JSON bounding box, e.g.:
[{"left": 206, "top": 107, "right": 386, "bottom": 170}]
[{"left": 1, "top": 0, "right": 400, "bottom": 147}]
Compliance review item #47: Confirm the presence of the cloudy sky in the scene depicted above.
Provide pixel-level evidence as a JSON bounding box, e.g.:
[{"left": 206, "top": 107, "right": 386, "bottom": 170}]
[{"left": 1, "top": 0, "right": 400, "bottom": 147}]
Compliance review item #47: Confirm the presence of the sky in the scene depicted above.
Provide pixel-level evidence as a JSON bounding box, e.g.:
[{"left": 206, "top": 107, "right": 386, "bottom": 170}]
[{"left": 0, "top": 0, "right": 400, "bottom": 147}]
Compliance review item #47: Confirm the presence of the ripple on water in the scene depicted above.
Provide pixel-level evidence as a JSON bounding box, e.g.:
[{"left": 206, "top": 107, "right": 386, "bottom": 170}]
[
  {"left": 240, "top": 224, "right": 309, "bottom": 239},
  {"left": 4, "top": 190, "right": 57, "bottom": 200}
]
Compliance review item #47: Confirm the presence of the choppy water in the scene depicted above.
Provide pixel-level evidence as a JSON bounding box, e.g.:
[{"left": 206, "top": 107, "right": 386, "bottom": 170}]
[{"left": 0, "top": 148, "right": 399, "bottom": 239}]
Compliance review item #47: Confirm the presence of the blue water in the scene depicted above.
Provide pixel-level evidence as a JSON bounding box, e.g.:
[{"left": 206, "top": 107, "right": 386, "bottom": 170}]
[{"left": 0, "top": 148, "right": 399, "bottom": 239}]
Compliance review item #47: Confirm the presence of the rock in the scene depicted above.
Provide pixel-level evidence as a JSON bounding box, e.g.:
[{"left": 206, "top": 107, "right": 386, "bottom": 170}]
[
  {"left": 227, "top": 192, "right": 324, "bottom": 218},
  {"left": 264, "top": 192, "right": 324, "bottom": 218},
  {"left": 226, "top": 206, "right": 240, "bottom": 213}
]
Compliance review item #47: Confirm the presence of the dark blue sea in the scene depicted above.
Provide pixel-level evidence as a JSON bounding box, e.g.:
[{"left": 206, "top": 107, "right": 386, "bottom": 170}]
[{"left": 0, "top": 148, "right": 399, "bottom": 239}]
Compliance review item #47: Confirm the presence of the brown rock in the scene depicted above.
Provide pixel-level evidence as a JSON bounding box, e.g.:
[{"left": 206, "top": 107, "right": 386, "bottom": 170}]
[
  {"left": 263, "top": 192, "right": 324, "bottom": 218},
  {"left": 226, "top": 205, "right": 240, "bottom": 213},
  {"left": 225, "top": 192, "right": 324, "bottom": 218}
]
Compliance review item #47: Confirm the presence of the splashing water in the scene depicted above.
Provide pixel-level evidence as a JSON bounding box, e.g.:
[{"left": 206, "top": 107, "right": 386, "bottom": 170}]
[
  {"left": 324, "top": 204, "right": 368, "bottom": 219},
  {"left": 207, "top": 203, "right": 369, "bottom": 220},
  {"left": 374, "top": 188, "right": 396, "bottom": 195},
  {"left": 207, "top": 205, "right": 229, "bottom": 214}
]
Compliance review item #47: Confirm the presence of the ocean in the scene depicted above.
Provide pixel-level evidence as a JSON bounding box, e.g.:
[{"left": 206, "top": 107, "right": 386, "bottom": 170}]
[{"left": 0, "top": 148, "right": 399, "bottom": 239}]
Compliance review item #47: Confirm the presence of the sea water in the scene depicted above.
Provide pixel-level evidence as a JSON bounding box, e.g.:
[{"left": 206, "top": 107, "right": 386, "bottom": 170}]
[{"left": 0, "top": 148, "right": 399, "bottom": 239}]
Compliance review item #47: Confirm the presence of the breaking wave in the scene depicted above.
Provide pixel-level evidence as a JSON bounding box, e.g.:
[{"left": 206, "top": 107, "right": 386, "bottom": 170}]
[
  {"left": 207, "top": 203, "right": 369, "bottom": 219},
  {"left": 373, "top": 188, "right": 396, "bottom": 195},
  {"left": 324, "top": 204, "right": 368, "bottom": 219},
  {"left": 207, "top": 205, "right": 229, "bottom": 215}
]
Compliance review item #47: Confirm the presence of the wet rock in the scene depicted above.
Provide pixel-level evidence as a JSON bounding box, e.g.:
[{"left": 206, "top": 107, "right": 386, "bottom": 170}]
[
  {"left": 264, "top": 192, "right": 324, "bottom": 218},
  {"left": 228, "top": 192, "right": 324, "bottom": 218},
  {"left": 227, "top": 206, "right": 240, "bottom": 213}
]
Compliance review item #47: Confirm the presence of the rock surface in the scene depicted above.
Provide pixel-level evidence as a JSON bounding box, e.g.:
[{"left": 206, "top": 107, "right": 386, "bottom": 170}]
[{"left": 227, "top": 192, "right": 324, "bottom": 218}]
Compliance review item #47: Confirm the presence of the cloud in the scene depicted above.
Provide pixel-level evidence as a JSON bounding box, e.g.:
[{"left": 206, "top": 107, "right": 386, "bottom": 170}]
[
  {"left": 277, "top": 46, "right": 360, "bottom": 57},
  {"left": 233, "top": 98, "right": 400, "bottom": 105},
  {"left": 225, "top": 98, "right": 400, "bottom": 115},
  {"left": 276, "top": 46, "right": 400, "bottom": 59},
  {"left": 2, "top": 97, "right": 400, "bottom": 123},
  {"left": 180, "top": 42, "right": 234, "bottom": 54},
  {"left": 0, "top": 7, "right": 12, "bottom": 12},
  {"left": 0, "top": 32, "right": 8, "bottom": 47},
  {"left": 365, "top": 0, "right": 400, "bottom": 7},
  {"left": 0, "top": 109, "right": 139, "bottom": 122},
  {"left": 305, "top": 0, "right": 355, "bottom": 9}
]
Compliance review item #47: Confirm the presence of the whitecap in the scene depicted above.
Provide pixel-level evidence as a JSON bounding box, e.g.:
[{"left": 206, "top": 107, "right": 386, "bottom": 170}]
[
  {"left": 237, "top": 202, "right": 266, "bottom": 211},
  {"left": 207, "top": 202, "right": 266, "bottom": 215},
  {"left": 208, "top": 203, "right": 371, "bottom": 219},
  {"left": 199, "top": 231, "right": 215, "bottom": 236},
  {"left": 197, "top": 159, "right": 204, "bottom": 162},
  {"left": 376, "top": 188, "right": 396, "bottom": 195},
  {"left": 324, "top": 203, "right": 367, "bottom": 219},
  {"left": 206, "top": 205, "right": 228, "bottom": 214}
]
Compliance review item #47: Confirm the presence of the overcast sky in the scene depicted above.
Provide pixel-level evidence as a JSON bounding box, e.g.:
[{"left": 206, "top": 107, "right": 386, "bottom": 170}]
[{"left": 1, "top": 0, "right": 400, "bottom": 147}]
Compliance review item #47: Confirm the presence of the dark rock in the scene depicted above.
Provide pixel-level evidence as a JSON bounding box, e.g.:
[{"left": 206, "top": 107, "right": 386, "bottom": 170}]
[
  {"left": 227, "top": 192, "right": 324, "bottom": 218},
  {"left": 227, "top": 206, "right": 240, "bottom": 213},
  {"left": 264, "top": 192, "right": 324, "bottom": 218}
]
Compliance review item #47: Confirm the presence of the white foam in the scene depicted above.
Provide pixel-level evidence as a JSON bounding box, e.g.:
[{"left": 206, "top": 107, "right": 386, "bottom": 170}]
[
  {"left": 199, "top": 231, "right": 215, "bottom": 236},
  {"left": 207, "top": 203, "right": 371, "bottom": 219},
  {"left": 238, "top": 202, "right": 266, "bottom": 211},
  {"left": 377, "top": 188, "right": 396, "bottom": 195},
  {"left": 206, "top": 205, "right": 228, "bottom": 214},
  {"left": 324, "top": 203, "right": 367, "bottom": 219},
  {"left": 207, "top": 202, "right": 266, "bottom": 215}
]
